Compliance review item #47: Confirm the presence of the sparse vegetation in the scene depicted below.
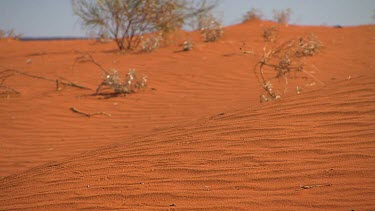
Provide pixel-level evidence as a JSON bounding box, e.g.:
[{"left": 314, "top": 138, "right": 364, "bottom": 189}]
[
  {"left": 273, "top": 8, "right": 292, "bottom": 25},
  {"left": 262, "top": 26, "right": 278, "bottom": 42},
  {"left": 253, "top": 35, "right": 323, "bottom": 101},
  {"left": 141, "top": 33, "right": 163, "bottom": 52},
  {"left": 0, "top": 29, "right": 22, "bottom": 40},
  {"left": 72, "top": 54, "right": 147, "bottom": 96},
  {"left": 242, "top": 8, "right": 263, "bottom": 22},
  {"left": 0, "top": 67, "right": 90, "bottom": 98},
  {"left": 294, "top": 34, "right": 322, "bottom": 57},
  {"left": 96, "top": 69, "right": 147, "bottom": 95},
  {"left": 72, "top": 0, "right": 217, "bottom": 51},
  {"left": 182, "top": 41, "right": 193, "bottom": 51},
  {"left": 200, "top": 13, "right": 223, "bottom": 42}
]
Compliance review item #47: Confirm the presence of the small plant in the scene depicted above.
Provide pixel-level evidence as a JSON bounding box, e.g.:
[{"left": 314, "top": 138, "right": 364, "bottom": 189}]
[
  {"left": 242, "top": 8, "right": 263, "bottom": 22},
  {"left": 96, "top": 69, "right": 147, "bottom": 95},
  {"left": 294, "top": 34, "right": 322, "bottom": 57},
  {"left": 72, "top": 54, "right": 148, "bottom": 96},
  {"left": 273, "top": 8, "right": 292, "bottom": 25},
  {"left": 200, "top": 13, "right": 223, "bottom": 42},
  {"left": 141, "top": 34, "right": 163, "bottom": 52},
  {"left": 182, "top": 41, "right": 193, "bottom": 51},
  {"left": 253, "top": 35, "right": 324, "bottom": 101},
  {"left": 262, "top": 26, "right": 278, "bottom": 42}
]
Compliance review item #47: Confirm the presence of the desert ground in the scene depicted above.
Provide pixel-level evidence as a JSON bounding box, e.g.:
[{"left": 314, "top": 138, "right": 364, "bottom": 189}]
[{"left": 0, "top": 21, "right": 374, "bottom": 210}]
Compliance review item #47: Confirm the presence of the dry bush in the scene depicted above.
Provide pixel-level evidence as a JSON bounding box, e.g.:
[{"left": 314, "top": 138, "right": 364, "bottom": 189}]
[
  {"left": 273, "top": 8, "right": 292, "bottom": 25},
  {"left": 96, "top": 69, "right": 147, "bottom": 95},
  {"left": 182, "top": 41, "right": 193, "bottom": 51},
  {"left": 242, "top": 8, "right": 263, "bottom": 23},
  {"left": 0, "top": 29, "right": 22, "bottom": 40},
  {"left": 72, "top": 54, "right": 147, "bottom": 95},
  {"left": 262, "top": 26, "right": 278, "bottom": 42},
  {"left": 200, "top": 13, "right": 223, "bottom": 42},
  {"left": 295, "top": 34, "right": 322, "bottom": 57},
  {"left": 254, "top": 35, "right": 323, "bottom": 101},
  {"left": 141, "top": 33, "right": 163, "bottom": 52},
  {"left": 72, "top": 0, "right": 217, "bottom": 51}
]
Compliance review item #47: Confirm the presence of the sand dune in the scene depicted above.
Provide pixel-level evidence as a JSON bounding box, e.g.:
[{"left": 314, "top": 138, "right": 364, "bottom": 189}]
[{"left": 0, "top": 21, "right": 374, "bottom": 210}]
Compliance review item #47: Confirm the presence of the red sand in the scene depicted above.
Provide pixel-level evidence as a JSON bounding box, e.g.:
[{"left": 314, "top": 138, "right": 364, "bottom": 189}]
[{"left": 0, "top": 21, "right": 374, "bottom": 210}]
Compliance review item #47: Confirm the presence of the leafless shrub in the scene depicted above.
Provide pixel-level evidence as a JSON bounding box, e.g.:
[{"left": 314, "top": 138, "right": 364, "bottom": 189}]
[
  {"left": 253, "top": 35, "right": 324, "bottom": 101},
  {"left": 273, "top": 8, "right": 292, "bottom": 25},
  {"left": 96, "top": 69, "right": 147, "bottom": 95},
  {"left": 263, "top": 26, "right": 278, "bottom": 42},
  {"left": 200, "top": 13, "right": 223, "bottom": 42},
  {"left": 242, "top": 8, "right": 263, "bottom": 23}
]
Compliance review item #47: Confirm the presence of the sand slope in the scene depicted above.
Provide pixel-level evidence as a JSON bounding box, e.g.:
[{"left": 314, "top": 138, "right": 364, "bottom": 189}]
[
  {"left": 0, "top": 74, "right": 374, "bottom": 210},
  {"left": 0, "top": 22, "right": 374, "bottom": 210}
]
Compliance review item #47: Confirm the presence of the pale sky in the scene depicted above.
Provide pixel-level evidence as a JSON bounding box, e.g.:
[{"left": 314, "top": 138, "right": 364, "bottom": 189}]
[{"left": 0, "top": 0, "right": 374, "bottom": 37}]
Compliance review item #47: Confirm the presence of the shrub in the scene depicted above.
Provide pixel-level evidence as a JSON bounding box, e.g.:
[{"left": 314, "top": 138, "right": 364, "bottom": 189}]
[
  {"left": 242, "top": 8, "right": 263, "bottom": 23},
  {"left": 141, "top": 33, "right": 163, "bottom": 52},
  {"left": 200, "top": 13, "right": 223, "bottom": 42},
  {"left": 96, "top": 69, "right": 147, "bottom": 95},
  {"left": 262, "top": 26, "right": 278, "bottom": 42},
  {"left": 72, "top": 0, "right": 217, "bottom": 51},
  {"left": 294, "top": 34, "right": 322, "bottom": 57},
  {"left": 273, "top": 8, "right": 292, "bottom": 25},
  {"left": 253, "top": 35, "right": 324, "bottom": 101},
  {"left": 0, "top": 29, "right": 22, "bottom": 40},
  {"left": 182, "top": 41, "right": 193, "bottom": 51}
]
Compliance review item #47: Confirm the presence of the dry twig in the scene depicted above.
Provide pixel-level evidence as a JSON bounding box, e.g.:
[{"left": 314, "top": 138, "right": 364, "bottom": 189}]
[
  {"left": 72, "top": 54, "right": 109, "bottom": 74},
  {"left": 300, "top": 184, "right": 331, "bottom": 189},
  {"left": 70, "top": 107, "right": 111, "bottom": 117}
]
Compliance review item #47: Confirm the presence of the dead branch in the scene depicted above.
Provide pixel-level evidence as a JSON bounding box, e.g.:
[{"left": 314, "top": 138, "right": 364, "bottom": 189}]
[
  {"left": 72, "top": 54, "right": 109, "bottom": 75},
  {"left": 70, "top": 107, "right": 112, "bottom": 117},
  {"left": 0, "top": 85, "right": 20, "bottom": 98},
  {"left": 0, "top": 68, "right": 91, "bottom": 90}
]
